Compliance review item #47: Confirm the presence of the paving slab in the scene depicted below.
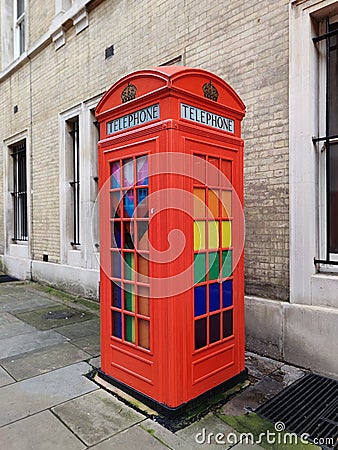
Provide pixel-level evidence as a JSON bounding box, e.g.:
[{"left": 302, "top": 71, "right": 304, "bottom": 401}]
[
  {"left": 55, "top": 318, "right": 100, "bottom": 339},
  {"left": 52, "top": 389, "right": 145, "bottom": 446},
  {"left": 1, "top": 296, "right": 58, "bottom": 313},
  {"left": 245, "top": 351, "right": 284, "bottom": 380},
  {"left": 89, "top": 425, "right": 169, "bottom": 450},
  {"left": 12, "top": 305, "right": 96, "bottom": 330},
  {"left": 0, "top": 362, "right": 98, "bottom": 427},
  {"left": 0, "top": 329, "right": 68, "bottom": 360},
  {"left": 1, "top": 342, "right": 90, "bottom": 381},
  {"left": 140, "top": 418, "right": 186, "bottom": 449},
  {"left": 0, "top": 410, "right": 85, "bottom": 450},
  {"left": 89, "top": 355, "right": 101, "bottom": 369},
  {"left": 0, "top": 366, "right": 15, "bottom": 387},
  {"left": 0, "top": 312, "right": 36, "bottom": 339},
  {"left": 176, "top": 413, "right": 238, "bottom": 449},
  {"left": 71, "top": 335, "right": 100, "bottom": 356}
]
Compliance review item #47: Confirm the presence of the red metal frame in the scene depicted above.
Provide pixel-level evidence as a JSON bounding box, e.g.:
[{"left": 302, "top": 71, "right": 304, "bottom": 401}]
[{"left": 96, "top": 67, "right": 246, "bottom": 411}]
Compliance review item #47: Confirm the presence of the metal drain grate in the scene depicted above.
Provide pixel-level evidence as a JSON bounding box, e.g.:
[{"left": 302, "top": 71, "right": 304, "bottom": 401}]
[
  {"left": 0, "top": 274, "right": 19, "bottom": 283},
  {"left": 256, "top": 373, "right": 338, "bottom": 450}
]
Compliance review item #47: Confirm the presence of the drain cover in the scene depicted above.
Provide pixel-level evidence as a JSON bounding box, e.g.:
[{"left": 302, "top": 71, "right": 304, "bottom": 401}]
[
  {"left": 44, "top": 310, "right": 76, "bottom": 320},
  {"left": 256, "top": 373, "right": 338, "bottom": 450}
]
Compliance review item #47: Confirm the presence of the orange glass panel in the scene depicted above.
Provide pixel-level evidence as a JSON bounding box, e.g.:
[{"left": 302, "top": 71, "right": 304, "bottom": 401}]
[
  {"left": 208, "top": 190, "right": 219, "bottom": 218},
  {"left": 138, "top": 285, "right": 149, "bottom": 316},
  {"left": 221, "top": 191, "right": 232, "bottom": 217},
  {"left": 138, "top": 319, "right": 150, "bottom": 349},
  {"left": 138, "top": 254, "right": 149, "bottom": 283},
  {"left": 194, "top": 188, "right": 205, "bottom": 217}
]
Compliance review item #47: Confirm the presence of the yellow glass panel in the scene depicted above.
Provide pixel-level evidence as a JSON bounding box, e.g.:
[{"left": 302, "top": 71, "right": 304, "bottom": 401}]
[
  {"left": 193, "top": 188, "right": 205, "bottom": 217},
  {"left": 221, "top": 191, "right": 232, "bottom": 217},
  {"left": 222, "top": 221, "right": 232, "bottom": 248},
  {"left": 208, "top": 221, "right": 219, "bottom": 249},
  {"left": 208, "top": 190, "right": 219, "bottom": 218},
  {"left": 194, "top": 221, "right": 206, "bottom": 250}
]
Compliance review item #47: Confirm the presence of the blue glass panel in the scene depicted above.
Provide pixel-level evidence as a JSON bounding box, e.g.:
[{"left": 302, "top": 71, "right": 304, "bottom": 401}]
[
  {"left": 137, "top": 188, "right": 149, "bottom": 218},
  {"left": 123, "top": 190, "right": 134, "bottom": 218},
  {"left": 112, "top": 311, "right": 122, "bottom": 338},
  {"left": 222, "top": 280, "right": 233, "bottom": 308},
  {"left": 112, "top": 283, "right": 121, "bottom": 308},
  {"left": 113, "top": 221, "right": 121, "bottom": 248},
  {"left": 137, "top": 155, "right": 148, "bottom": 186},
  {"left": 195, "top": 318, "right": 207, "bottom": 349},
  {"left": 194, "top": 285, "right": 206, "bottom": 317},
  {"left": 111, "top": 251, "right": 121, "bottom": 278},
  {"left": 209, "top": 283, "right": 220, "bottom": 312}
]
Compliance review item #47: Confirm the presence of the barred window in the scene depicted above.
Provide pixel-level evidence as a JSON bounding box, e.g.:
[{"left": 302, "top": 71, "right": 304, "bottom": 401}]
[
  {"left": 11, "top": 141, "right": 27, "bottom": 241},
  {"left": 68, "top": 117, "right": 80, "bottom": 246}
]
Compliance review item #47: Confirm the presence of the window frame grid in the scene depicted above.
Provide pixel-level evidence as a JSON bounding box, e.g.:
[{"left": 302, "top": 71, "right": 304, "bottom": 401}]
[{"left": 11, "top": 141, "right": 28, "bottom": 242}]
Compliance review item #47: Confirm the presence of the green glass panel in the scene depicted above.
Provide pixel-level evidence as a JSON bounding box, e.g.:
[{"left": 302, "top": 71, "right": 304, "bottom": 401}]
[
  {"left": 124, "top": 253, "right": 135, "bottom": 280},
  {"left": 194, "top": 253, "right": 206, "bottom": 283},
  {"left": 208, "top": 252, "right": 219, "bottom": 280},
  {"left": 222, "top": 250, "right": 232, "bottom": 278},
  {"left": 125, "top": 286, "right": 135, "bottom": 312},
  {"left": 125, "top": 315, "right": 135, "bottom": 343}
]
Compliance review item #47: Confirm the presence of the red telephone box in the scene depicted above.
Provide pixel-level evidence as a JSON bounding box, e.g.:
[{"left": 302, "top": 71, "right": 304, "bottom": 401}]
[{"left": 96, "top": 66, "right": 246, "bottom": 415}]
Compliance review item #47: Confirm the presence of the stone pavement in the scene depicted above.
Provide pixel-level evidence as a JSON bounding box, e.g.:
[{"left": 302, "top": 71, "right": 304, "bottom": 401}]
[{"left": 0, "top": 281, "right": 319, "bottom": 450}]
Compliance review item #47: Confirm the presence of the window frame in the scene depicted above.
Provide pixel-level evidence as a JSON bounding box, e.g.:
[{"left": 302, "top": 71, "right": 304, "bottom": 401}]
[
  {"left": 10, "top": 140, "right": 28, "bottom": 242},
  {"left": 14, "top": 0, "right": 25, "bottom": 58}
]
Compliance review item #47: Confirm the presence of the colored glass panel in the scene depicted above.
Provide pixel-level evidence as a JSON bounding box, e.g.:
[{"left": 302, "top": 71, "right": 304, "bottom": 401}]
[
  {"left": 138, "top": 318, "right": 150, "bottom": 349},
  {"left": 111, "top": 192, "right": 121, "bottom": 218},
  {"left": 111, "top": 251, "right": 121, "bottom": 278},
  {"left": 138, "top": 286, "right": 149, "bottom": 316},
  {"left": 125, "top": 285, "right": 135, "bottom": 311},
  {"left": 222, "top": 250, "right": 232, "bottom": 278},
  {"left": 210, "top": 313, "right": 220, "bottom": 343},
  {"left": 221, "top": 191, "right": 232, "bottom": 217},
  {"left": 208, "top": 157, "right": 219, "bottom": 186},
  {"left": 208, "top": 221, "right": 219, "bottom": 249},
  {"left": 209, "top": 282, "right": 220, "bottom": 312},
  {"left": 112, "top": 311, "right": 122, "bottom": 338},
  {"left": 125, "top": 315, "right": 135, "bottom": 343},
  {"left": 193, "top": 154, "right": 206, "bottom": 185},
  {"left": 137, "top": 221, "right": 149, "bottom": 250},
  {"left": 136, "top": 155, "right": 148, "bottom": 185},
  {"left": 194, "top": 253, "right": 206, "bottom": 283},
  {"left": 123, "top": 158, "right": 134, "bottom": 187},
  {"left": 112, "top": 221, "right": 121, "bottom": 248},
  {"left": 223, "top": 309, "right": 233, "bottom": 338},
  {"left": 123, "top": 190, "right": 134, "bottom": 218},
  {"left": 138, "top": 254, "right": 149, "bottom": 283},
  {"left": 123, "top": 221, "right": 134, "bottom": 249},
  {"left": 112, "top": 283, "right": 121, "bottom": 308},
  {"left": 194, "top": 221, "right": 206, "bottom": 250},
  {"left": 194, "top": 285, "right": 206, "bottom": 317},
  {"left": 221, "top": 160, "right": 232, "bottom": 183},
  {"left": 110, "top": 161, "right": 120, "bottom": 188},
  {"left": 193, "top": 188, "right": 205, "bottom": 217},
  {"left": 222, "top": 221, "right": 231, "bottom": 248},
  {"left": 208, "top": 251, "right": 219, "bottom": 281},
  {"left": 137, "top": 189, "right": 148, "bottom": 218},
  {"left": 124, "top": 253, "right": 135, "bottom": 280},
  {"left": 208, "top": 190, "right": 219, "bottom": 218},
  {"left": 222, "top": 280, "right": 233, "bottom": 308},
  {"left": 195, "top": 318, "right": 207, "bottom": 349}
]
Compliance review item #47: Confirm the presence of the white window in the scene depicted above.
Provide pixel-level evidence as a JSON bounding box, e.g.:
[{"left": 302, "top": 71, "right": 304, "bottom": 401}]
[
  {"left": 11, "top": 140, "right": 27, "bottom": 241},
  {"left": 14, "top": 0, "right": 25, "bottom": 58}
]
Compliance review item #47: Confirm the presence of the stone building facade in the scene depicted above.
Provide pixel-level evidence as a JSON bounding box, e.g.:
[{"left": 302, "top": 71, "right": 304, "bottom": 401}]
[{"left": 0, "top": 0, "right": 337, "bottom": 377}]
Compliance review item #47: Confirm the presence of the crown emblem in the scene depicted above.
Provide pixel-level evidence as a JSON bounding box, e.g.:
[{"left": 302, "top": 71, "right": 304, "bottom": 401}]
[
  {"left": 121, "top": 83, "right": 137, "bottom": 103},
  {"left": 202, "top": 80, "right": 219, "bottom": 102}
]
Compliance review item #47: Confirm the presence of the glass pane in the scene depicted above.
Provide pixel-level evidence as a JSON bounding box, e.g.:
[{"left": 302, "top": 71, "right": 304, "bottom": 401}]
[
  {"left": 222, "top": 280, "right": 233, "bottom": 308},
  {"left": 111, "top": 192, "right": 121, "bottom": 218},
  {"left": 223, "top": 310, "right": 233, "bottom": 338},
  {"left": 17, "top": 0, "right": 24, "bottom": 17},
  {"left": 125, "top": 285, "right": 135, "bottom": 311},
  {"left": 222, "top": 221, "right": 231, "bottom": 248},
  {"left": 123, "top": 221, "right": 134, "bottom": 249},
  {"left": 222, "top": 250, "right": 232, "bottom": 278},
  {"left": 112, "top": 283, "right": 121, "bottom": 308},
  {"left": 138, "top": 286, "right": 150, "bottom": 316},
  {"left": 208, "top": 190, "right": 219, "bottom": 218},
  {"left": 193, "top": 154, "right": 206, "bottom": 185},
  {"left": 208, "top": 221, "right": 219, "bottom": 249},
  {"left": 209, "top": 282, "right": 220, "bottom": 312},
  {"left": 208, "top": 157, "right": 219, "bottom": 186},
  {"left": 124, "top": 253, "right": 135, "bottom": 280},
  {"left": 137, "top": 188, "right": 148, "bottom": 218},
  {"left": 194, "top": 252, "right": 206, "bottom": 283},
  {"left": 329, "top": 25, "right": 338, "bottom": 136},
  {"left": 194, "top": 188, "right": 206, "bottom": 217},
  {"left": 112, "top": 311, "right": 122, "bottom": 338},
  {"left": 138, "top": 319, "right": 150, "bottom": 349},
  {"left": 329, "top": 143, "right": 338, "bottom": 253},
  {"left": 210, "top": 314, "right": 220, "bottom": 344},
  {"left": 136, "top": 155, "right": 148, "bottom": 185},
  {"left": 221, "top": 160, "right": 232, "bottom": 183},
  {"left": 194, "top": 285, "right": 206, "bottom": 317},
  {"left": 125, "top": 315, "right": 135, "bottom": 343},
  {"left": 123, "top": 158, "right": 134, "bottom": 187},
  {"left": 112, "top": 221, "right": 121, "bottom": 248},
  {"left": 123, "top": 190, "right": 134, "bottom": 218},
  {"left": 208, "top": 251, "right": 219, "bottom": 281},
  {"left": 111, "top": 251, "right": 121, "bottom": 278},
  {"left": 195, "top": 318, "right": 207, "bottom": 349},
  {"left": 137, "top": 221, "right": 149, "bottom": 250},
  {"left": 221, "top": 191, "right": 232, "bottom": 217},
  {"left": 110, "top": 161, "right": 120, "bottom": 188},
  {"left": 138, "top": 254, "right": 149, "bottom": 283},
  {"left": 194, "top": 221, "right": 206, "bottom": 250}
]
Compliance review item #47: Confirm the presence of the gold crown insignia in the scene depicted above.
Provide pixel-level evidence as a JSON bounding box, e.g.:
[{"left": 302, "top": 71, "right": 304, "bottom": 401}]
[
  {"left": 202, "top": 81, "right": 219, "bottom": 102},
  {"left": 121, "top": 83, "right": 137, "bottom": 103}
]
